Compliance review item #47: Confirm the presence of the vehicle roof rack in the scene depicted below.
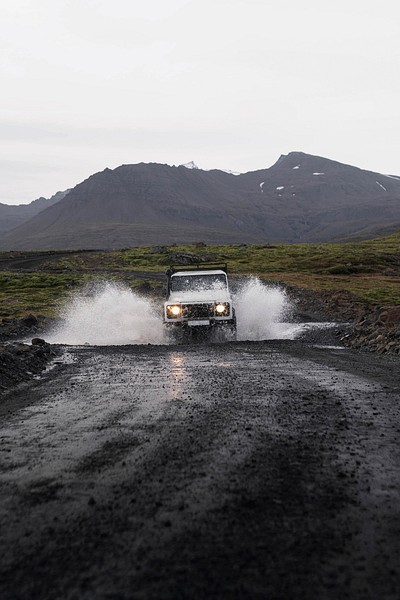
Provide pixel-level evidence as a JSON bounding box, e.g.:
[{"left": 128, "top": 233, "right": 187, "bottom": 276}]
[{"left": 167, "top": 263, "right": 228, "bottom": 275}]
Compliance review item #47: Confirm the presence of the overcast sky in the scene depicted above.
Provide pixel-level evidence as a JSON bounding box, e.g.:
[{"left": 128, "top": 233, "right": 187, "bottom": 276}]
[{"left": 1, "top": 0, "right": 399, "bottom": 204}]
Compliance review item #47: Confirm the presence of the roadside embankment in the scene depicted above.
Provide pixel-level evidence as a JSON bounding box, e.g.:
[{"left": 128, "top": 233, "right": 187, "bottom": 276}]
[
  {"left": 0, "top": 313, "right": 55, "bottom": 342},
  {"left": 284, "top": 286, "right": 366, "bottom": 323},
  {"left": 344, "top": 306, "right": 400, "bottom": 355},
  {"left": 0, "top": 314, "right": 61, "bottom": 395},
  {"left": 0, "top": 339, "right": 58, "bottom": 394},
  {"left": 286, "top": 285, "right": 400, "bottom": 355},
  {"left": 0, "top": 314, "right": 60, "bottom": 393}
]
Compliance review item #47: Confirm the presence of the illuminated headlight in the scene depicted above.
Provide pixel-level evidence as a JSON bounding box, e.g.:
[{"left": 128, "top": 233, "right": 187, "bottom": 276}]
[
  {"left": 166, "top": 304, "right": 182, "bottom": 318},
  {"left": 215, "top": 302, "right": 229, "bottom": 315}
]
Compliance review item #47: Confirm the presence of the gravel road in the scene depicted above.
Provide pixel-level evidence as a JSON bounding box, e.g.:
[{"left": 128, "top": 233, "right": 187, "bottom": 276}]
[{"left": 0, "top": 340, "right": 399, "bottom": 600}]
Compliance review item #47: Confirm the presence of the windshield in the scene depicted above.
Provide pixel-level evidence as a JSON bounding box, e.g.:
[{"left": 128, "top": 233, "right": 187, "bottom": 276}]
[{"left": 170, "top": 273, "right": 227, "bottom": 293}]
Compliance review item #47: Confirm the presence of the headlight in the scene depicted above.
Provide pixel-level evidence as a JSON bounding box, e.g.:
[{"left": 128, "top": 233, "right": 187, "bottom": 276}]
[
  {"left": 215, "top": 302, "right": 229, "bottom": 315},
  {"left": 166, "top": 304, "right": 182, "bottom": 318}
]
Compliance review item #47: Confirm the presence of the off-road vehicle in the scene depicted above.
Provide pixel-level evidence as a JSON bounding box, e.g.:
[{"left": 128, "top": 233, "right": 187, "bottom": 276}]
[{"left": 163, "top": 263, "right": 236, "bottom": 340}]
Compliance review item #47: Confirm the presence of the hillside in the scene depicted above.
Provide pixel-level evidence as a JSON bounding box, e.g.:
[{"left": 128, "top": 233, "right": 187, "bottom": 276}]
[
  {"left": 0, "top": 190, "right": 69, "bottom": 234},
  {"left": 1, "top": 152, "right": 400, "bottom": 250}
]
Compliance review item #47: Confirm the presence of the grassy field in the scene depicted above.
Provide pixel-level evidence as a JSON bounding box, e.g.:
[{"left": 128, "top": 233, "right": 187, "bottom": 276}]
[
  {"left": 0, "top": 272, "right": 91, "bottom": 318},
  {"left": 0, "top": 232, "right": 399, "bottom": 318}
]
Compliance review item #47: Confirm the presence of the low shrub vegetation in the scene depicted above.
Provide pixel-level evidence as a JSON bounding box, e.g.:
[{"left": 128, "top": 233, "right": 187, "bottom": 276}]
[{"left": 0, "top": 232, "right": 399, "bottom": 318}]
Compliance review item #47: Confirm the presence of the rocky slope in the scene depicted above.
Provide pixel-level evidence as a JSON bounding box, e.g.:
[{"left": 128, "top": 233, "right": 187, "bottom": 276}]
[
  {"left": 345, "top": 306, "right": 400, "bottom": 354},
  {"left": 0, "top": 339, "right": 57, "bottom": 394}
]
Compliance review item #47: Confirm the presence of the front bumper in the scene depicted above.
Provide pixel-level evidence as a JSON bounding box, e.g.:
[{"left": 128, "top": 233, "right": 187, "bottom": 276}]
[
  {"left": 164, "top": 317, "right": 236, "bottom": 329},
  {"left": 164, "top": 301, "right": 233, "bottom": 322}
]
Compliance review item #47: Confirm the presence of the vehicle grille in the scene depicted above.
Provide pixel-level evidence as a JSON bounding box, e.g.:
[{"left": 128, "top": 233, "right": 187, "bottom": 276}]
[{"left": 182, "top": 303, "right": 214, "bottom": 319}]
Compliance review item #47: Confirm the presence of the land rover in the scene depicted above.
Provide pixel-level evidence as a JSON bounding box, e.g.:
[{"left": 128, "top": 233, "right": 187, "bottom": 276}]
[{"left": 163, "top": 263, "right": 236, "bottom": 339}]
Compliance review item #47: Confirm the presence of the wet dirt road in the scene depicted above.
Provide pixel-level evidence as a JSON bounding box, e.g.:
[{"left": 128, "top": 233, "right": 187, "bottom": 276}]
[{"left": 0, "top": 341, "right": 399, "bottom": 600}]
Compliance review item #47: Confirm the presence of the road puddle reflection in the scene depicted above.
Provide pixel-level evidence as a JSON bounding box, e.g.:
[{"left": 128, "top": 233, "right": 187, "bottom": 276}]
[{"left": 167, "top": 352, "right": 190, "bottom": 400}]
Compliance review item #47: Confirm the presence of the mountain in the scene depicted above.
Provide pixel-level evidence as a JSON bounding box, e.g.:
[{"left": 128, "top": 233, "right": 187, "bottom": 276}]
[
  {"left": 238, "top": 152, "right": 400, "bottom": 242},
  {"left": 0, "top": 190, "right": 70, "bottom": 235},
  {"left": 1, "top": 152, "right": 400, "bottom": 250}
]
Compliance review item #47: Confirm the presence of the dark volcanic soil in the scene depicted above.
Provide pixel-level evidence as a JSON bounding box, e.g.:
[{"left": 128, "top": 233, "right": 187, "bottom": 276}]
[
  {"left": 0, "top": 339, "right": 399, "bottom": 600},
  {"left": 0, "top": 340, "right": 57, "bottom": 393}
]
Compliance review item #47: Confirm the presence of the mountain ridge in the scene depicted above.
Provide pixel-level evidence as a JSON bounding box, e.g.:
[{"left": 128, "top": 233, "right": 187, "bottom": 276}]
[
  {"left": 1, "top": 152, "right": 400, "bottom": 250},
  {"left": 0, "top": 190, "right": 70, "bottom": 235}
]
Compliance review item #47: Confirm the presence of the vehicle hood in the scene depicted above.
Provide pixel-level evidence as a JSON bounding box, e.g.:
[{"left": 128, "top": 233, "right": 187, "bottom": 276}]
[{"left": 166, "top": 289, "right": 231, "bottom": 303}]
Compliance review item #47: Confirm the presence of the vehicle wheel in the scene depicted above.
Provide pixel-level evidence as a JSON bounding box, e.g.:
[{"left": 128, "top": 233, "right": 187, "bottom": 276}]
[
  {"left": 211, "top": 324, "right": 236, "bottom": 343},
  {"left": 226, "top": 325, "right": 237, "bottom": 342}
]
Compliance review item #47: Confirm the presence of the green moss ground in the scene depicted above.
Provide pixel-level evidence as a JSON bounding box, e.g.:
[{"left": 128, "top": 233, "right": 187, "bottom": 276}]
[{"left": 1, "top": 232, "right": 399, "bottom": 318}]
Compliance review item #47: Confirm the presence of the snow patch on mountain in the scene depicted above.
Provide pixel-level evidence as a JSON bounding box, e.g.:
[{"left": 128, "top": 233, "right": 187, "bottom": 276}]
[
  {"left": 179, "top": 162, "right": 241, "bottom": 175},
  {"left": 181, "top": 161, "right": 200, "bottom": 170},
  {"left": 382, "top": 174, "right": 400, "bottom": 181},
  {"left": 221, "top": 169, "right": 241, "bottom": 176},
  {"left": 376, "top": 181, "right": 387, "bottom": 192}
]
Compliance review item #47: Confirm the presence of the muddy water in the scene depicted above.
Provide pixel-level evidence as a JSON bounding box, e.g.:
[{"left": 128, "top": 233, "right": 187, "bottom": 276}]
[{"left": 0, "top": 341, "right": 399, "bottom": 599}]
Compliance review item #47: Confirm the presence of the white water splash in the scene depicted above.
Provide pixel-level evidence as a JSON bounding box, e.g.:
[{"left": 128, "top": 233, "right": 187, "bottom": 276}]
[
  {"left": 47, "top": 281, "right": 166, "bottom": 345},
  {"left": 234, "top": 278, "right": 298, "bottom": 341},
  {"left": 47, "top": 278, "right": 307, "bottom": 346}
]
